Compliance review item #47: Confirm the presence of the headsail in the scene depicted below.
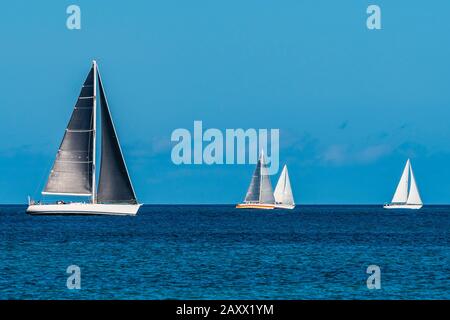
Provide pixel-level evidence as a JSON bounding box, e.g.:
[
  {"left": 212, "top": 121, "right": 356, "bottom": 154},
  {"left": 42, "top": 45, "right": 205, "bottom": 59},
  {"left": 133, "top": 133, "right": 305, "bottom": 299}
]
[
  {"left": 96, "top": 69, "right": 137, "bottom": 204},
  {"left": 259, "top": 151, "right": 275, "bottom": 204},
  {"left": 244, "top": 151, "right": 274, "bottom": 204},
  {"left": 406, "top": 162, "right": 422, "bottom": 205},
  {"left": 43, "top": 66, "right": 95, "bottom": 196},
  {"left": 274, "top": 165, "right": 294, "bottom": 205},
  {"left": 391, "top": 159, "right": 410, "bottom": 204}
]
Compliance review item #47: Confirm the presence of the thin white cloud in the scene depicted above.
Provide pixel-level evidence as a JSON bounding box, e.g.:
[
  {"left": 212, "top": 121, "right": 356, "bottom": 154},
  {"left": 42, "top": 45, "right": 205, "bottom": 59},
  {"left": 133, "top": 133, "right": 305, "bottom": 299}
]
[{"left": 320, "top": 144, "right": 392, "bottom": 166}]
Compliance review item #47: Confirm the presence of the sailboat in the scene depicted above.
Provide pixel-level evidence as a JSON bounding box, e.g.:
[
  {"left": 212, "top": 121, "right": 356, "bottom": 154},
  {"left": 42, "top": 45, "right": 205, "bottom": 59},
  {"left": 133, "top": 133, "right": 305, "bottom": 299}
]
[
  {"left": 27, "top": 61, "right": 141, "bottom": 216},
  {"left": 383, "top": 159, "right": 423, "bottom": 210},
  {"left": 273, "top": 165, "right": 295, "bottom": 209},
  {"left": 236, "top": 150, "right": 275, "bottom": 209}
]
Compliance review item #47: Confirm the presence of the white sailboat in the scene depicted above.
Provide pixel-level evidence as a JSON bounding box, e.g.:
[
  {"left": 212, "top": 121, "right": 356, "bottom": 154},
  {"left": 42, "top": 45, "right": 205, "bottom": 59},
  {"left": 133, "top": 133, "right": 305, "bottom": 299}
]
[
  {"left": 236, "top": 150, "right": 275, "bottom": 209},
  {"left": 27, "top": 61, "right": 141, "bottom": 216},
  {"left": 383, "top": 159, "right": 423, "bottom": 210},
  {"left": 273, "top": 165, "right": 295, "bottom": 209}
]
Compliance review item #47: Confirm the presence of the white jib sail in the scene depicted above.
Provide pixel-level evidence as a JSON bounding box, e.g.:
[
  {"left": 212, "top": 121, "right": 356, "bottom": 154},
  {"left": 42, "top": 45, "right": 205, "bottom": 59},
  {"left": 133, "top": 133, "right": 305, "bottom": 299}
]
[
  {"left": 391, "top": 159, "right": 410, "bottom": 204},
  {"left": 274, "top": 165, "right": 294, "bottom": 205},
  {"left": 406, "top": 162, "right": 422, "bottom": 205}
]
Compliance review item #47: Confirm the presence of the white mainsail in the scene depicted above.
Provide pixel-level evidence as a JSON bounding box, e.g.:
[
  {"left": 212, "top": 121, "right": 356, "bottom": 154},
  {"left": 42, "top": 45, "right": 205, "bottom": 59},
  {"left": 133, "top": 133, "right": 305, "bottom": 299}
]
[
  {"left": 391, "top": 159, "right": 410, "bottom": 203},
  {"left": 406, "top": 162, "right": 422, "bottom": 205},
  {"left": 274, "top": 165, "right": 294, "bottom": 205}
]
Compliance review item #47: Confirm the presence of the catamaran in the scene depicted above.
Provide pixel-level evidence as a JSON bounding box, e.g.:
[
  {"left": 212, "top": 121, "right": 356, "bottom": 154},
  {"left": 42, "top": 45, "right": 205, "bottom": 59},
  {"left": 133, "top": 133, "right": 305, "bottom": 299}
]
[
  {"left": 384, "top": 159, "right": 423, "bottom": 210},
  {"left": 236, "top": 150, "right": 275, "bottom": 209},
  {"left": 27, "top": 61, "right": 141, "bottom": 216},
  {"left": 273, "top": 165, "right": 295, "bottom": 209}
]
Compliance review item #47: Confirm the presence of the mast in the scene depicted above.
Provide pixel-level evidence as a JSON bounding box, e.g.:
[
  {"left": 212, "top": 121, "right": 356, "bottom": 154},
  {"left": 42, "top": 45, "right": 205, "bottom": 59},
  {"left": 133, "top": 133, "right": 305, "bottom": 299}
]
[
  {"left": 259, "top": 149, "right": 264, "bottom": 201},
  {"left": 92, "top": 60, "right": 97, "bottom": 204}
]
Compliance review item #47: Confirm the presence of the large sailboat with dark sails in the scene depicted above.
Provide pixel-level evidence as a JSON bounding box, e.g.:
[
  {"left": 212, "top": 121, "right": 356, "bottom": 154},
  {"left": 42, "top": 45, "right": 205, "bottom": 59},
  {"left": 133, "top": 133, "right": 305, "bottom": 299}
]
[
  {"left": 236, "top": 150, "right": 275, "bottom": 209},
  {"left": 27, "top": 61, "right": 141, "bottom": 215}
]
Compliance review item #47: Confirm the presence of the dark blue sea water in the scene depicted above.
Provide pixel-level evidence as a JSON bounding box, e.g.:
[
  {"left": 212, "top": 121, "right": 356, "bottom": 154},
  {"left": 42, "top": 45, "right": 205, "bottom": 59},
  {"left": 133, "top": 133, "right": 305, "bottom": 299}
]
[{"left": 0, "top": 205, "right": 449, "bottom": 299}]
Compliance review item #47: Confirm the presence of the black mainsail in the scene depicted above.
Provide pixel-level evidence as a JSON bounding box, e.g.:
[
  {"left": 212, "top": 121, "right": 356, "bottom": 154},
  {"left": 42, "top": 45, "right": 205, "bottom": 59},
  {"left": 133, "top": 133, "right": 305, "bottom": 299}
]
[
  {"left": 96, "top": 71, "right": 137, "bottom": 204},
  {"left": 244, "top": 160, "right": 261, "bottom": 202},
  {"left": 43, "top": 66, "right": 95, "bottom": 196}
]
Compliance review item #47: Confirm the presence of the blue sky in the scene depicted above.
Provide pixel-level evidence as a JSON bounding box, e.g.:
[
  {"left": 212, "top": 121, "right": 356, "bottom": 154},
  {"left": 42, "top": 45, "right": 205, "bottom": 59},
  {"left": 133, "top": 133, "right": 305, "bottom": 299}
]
[{"left": 1, "top": 1, "right": 450, "bottom": 204}]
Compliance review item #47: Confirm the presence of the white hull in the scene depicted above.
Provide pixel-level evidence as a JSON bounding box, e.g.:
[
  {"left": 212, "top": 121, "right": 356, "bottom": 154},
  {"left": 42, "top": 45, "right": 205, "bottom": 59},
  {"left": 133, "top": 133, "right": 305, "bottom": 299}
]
[
  {"left": 383, "top": 204, "right": 422, "bottom": 210},
  {"left": 26, "top": 203, "right": 142, "bottom": 216},
  {"left": 274, "top": 203, "right": 295, "bottom": 210}
]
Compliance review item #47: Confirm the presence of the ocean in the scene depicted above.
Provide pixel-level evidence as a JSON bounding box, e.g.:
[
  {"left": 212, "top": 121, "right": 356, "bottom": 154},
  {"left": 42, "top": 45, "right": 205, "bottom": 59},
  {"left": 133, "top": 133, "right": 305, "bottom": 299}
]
[{"left": 0, "top": 205, "right": 449, "bottom": 299}]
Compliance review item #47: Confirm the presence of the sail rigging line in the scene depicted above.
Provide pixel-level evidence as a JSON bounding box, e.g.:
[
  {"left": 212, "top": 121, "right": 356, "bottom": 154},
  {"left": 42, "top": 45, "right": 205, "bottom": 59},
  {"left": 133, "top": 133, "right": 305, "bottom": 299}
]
[
  {"left": 258, "top": 153, "right": 263, "bottom": 202},
  {"left": 66, "top": 129, "right": 94, "bottom": 133},
  {"left": 41, "top": 192, "right": 92, "bottom": 196},
  {"left": 91, "top": 60, "right": 97, "bottom": 204}
]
